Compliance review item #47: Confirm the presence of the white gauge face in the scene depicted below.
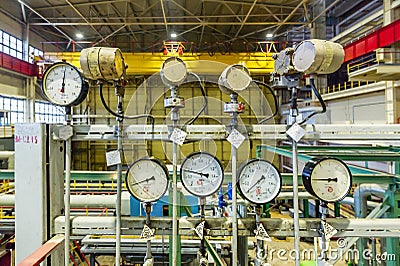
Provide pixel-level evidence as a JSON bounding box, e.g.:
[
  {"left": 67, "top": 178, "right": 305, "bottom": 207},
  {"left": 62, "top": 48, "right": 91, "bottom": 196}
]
[
  {"left": 226, "top": 65, "right": 251, "bottom": 91},
  {"left": 161, "top": 57, "right": 187, "bottom": 86},
  {"left": 180, "top": 152, "right": 224, "bottom": 197},
  {"left": 42, "top": 62, "right": 85, "bottom": 106},
  {"left": 238, "top": 159, "right": 282, "bottom": 204},
  {"left": 126, "top": 158, "right": 169, "bottom": 202},
  {"left": 293, "top": 40, "right": 316, "bottom": 73},
  {"left": 303, "top": 158, "right": 352, "bottom": 203},
  {"left": 274, "top": 49, "right": 291, "bottom": 75}
]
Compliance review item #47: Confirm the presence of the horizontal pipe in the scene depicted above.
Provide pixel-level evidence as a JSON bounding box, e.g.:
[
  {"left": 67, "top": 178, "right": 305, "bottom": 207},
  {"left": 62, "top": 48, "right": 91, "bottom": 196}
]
[{"left": 0, "top": 192, "right": 130, "bottom": 208}]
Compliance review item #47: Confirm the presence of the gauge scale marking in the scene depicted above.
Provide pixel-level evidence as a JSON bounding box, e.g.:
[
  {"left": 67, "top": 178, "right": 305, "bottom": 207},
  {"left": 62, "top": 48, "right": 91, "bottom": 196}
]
[
  {"left": 42, "top": 62, "right": 88, "bottom": 106},
  {"left": 126, "top": 158, "right": 169, "bottom": 202},
  {"left": 302, "top": 157, "right": 352, "bottom": 203},
  {"left": 180, "top": 152, "right": 224, "bottom": 197},
  {"left": 238, "top": 159, "right": 282, "bottom": 204}
]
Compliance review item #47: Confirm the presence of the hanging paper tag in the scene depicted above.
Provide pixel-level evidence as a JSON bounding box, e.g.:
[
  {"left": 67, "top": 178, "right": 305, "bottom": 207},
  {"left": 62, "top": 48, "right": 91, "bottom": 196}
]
[
  {"left": 321, "top": 221, "right": 338, "bottom": 240},
  {"left": 286, "top": 123, "right": 306, "bottom": 142},
  {"left": 194, "top": 221, "right": 205, "bottom": 240},
  {"left": 58, "top": 125, "right": 73, "bottom": 140},
  {"left": 106, "top": 150, "right": 121, "bottom": 166},
  {"left": 140, "top": 224, "right": 155, "bottom": 240},
  {"left": 255, "top": 223, "right": 272, "bottom": 241},
  {"left": 227, "top": 128, "right": 245, "bottom": 148},
  {"left": 170, "top": 128, "right": 187, "bottom": 146}
]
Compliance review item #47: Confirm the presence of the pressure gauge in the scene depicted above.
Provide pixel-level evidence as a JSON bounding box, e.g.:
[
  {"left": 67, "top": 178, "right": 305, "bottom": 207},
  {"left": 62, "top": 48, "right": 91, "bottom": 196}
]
[
  {"left": 218, "top": 64, "right": 251, "bottom": 94},
  {"left": 180, "top": 152, "right": 224, "bottom": 197},
  {"left": 273, "top": 49, "right": 293, "bottom": 75},
  {"left": 238, "top": 159, "right": 282, "bottom": 204},
  {"left": 126, "top": 157, "right": 169, "bottom": 202},
  {"left": 160, "top": 57, "right": 187, "bottom": 86},
  {"left": 302, "top": 157, "right": 352, "bottom": 203},
  {"left": 41, "top": 62, "right": 88, "bottom": 106}
]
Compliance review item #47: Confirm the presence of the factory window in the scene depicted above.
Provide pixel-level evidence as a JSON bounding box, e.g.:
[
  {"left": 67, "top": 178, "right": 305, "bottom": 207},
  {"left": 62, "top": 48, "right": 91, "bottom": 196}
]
[
  {"left": 0, "top": 95, "right": 25, "bottom": 125},
  {"left": 35, "top": 101, "right": 65, "bottom": 124},
  {"left": 0, "top": 30, "right": 24, "bottom": 60},
  {"left": 29, "top": 45, "right": 44, "bottom": 63}
]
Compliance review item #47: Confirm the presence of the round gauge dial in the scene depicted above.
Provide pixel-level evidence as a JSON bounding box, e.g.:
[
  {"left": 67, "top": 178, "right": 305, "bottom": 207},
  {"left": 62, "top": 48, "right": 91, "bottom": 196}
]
[
  {"left": 126, "top": 157, "right": 169, "bottom": 202},
  {"left": 273, "top": 49, "right": 292, "bottom": 75},
  {"left": 218, "top": 64, "right": 251, "bottom": 94},
  {"left": 160, "top": 57, "right": 187, "bottom": 86},
  {"left": 238, "top": 159, "right": 282, "bottom": 204},
  {"left": 41, "top": 62, "right": 88, "bottom": 106},
  {"left": 180, "top": 152, "right": 224, "bottom": 197},
  {"left": 302, "top": 157, "right": 352, "bottom": 203}
]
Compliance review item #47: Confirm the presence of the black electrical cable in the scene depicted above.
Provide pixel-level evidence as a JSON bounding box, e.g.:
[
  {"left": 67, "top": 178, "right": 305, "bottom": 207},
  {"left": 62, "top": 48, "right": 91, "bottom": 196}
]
[
  {"left": 253, "top": 80, "right": 279, "bottom": 124},
  {"left": 298, "top": 78, "right": 326, "bottom": 125},
  {"left": 98, "top": 83, "right": 155, "bottom": 154},
  {"left": 184, "top": 72, "right": 208, "bottom": 126}
]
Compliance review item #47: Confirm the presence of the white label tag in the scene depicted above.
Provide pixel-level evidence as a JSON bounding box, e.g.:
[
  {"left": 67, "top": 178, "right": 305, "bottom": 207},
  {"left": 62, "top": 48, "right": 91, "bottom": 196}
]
[
  {"left": 106, "top": 150, "right": 121, "bottom": 166},
  {"left": 255, "top": 223, "right": 272, "bottom": 241},
  {"left": 321, "top": 221, "right": 338, "bottom": 240},
  {"left": 227, "top": 128, "right": 245, "bottom": 148},
  {"left": 59, "top": 125, "right": 73, "bottom": 140},
  {"left": 170, "top": 128, "right": 187, "bottom": 146},
  {"left": 140, "top": 224, "right": 155, "bottom": 240},
  {"left": 194, "top": 221, "right": 205, "bottom": 240},
  {"left": 286, "top": 123, "right": 306, "bottom": 142}
]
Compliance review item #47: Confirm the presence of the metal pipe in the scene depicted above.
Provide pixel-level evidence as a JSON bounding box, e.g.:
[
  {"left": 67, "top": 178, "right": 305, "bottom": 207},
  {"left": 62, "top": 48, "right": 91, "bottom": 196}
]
[
  {"left": 172, "top": 126, "right": 178, "bottom": 266},
  {"left": 144, "top": 203, "right": 153, "bottom": 265},
  {"left": 64, "top": 110, "right": 72, "bottom": 266},
  {"left": 115, "top": 94, "right": 123, "bottom": 266},
  {"left": 354, "top": 184, "right": 386, "bottom": 266},
  {"left": 228, "top": 93, "right": 239, "bottom": 266},
  {"left": 289, "top": 86, "right": 301, "bottom": 266},
  {"left": 171, "top": 87, "right": 180, "bottom": 266}
]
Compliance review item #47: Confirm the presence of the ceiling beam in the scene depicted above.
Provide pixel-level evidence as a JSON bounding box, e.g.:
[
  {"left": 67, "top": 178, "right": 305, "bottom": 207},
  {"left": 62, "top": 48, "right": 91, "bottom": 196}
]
[
  {"left": 160, "top": 0, "right": 169, "bottom": 37},
  {"left": 202, "top": 0, "right": 302, "bottom": 10},
  {"left": 66, "top": 0, "right": 106, "bottom": 42},
  {"left": 35, "top": 0, "right": 127, "bottom": 11},
  {"left": 28, "top": 13, "right": 301, "bottom": 21},
  {"left": 272, "top": 0, "right": 305, "bottom": 34},
  {"left": 234, "top": 0, "right": 258, "bottom": 38},
  {"left": 17, "top": 0, "right": 74, "bottom": 42},
  {"left": 30, "top": 21, "right": 307, "bottom": 26}
]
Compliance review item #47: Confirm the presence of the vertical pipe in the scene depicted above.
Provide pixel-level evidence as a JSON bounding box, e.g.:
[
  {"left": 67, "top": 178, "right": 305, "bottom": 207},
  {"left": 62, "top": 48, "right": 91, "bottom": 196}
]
[
  {"left": 232, "top": 144, "right": 238, "bottom": 265},
  {"left": 292, "top": 140, "right": 300, "bottom": 265},
  {"left": 115, "top": 95, "right": 123, "bottom": 266},
  {"left": 320, "top": 203, "right": 328, "bottom": 262},
  {"left": 231, "top": 109, "right": 238, "bottom": 265},
  {"left": 172, "top": 117, "right": 178, "bottom": 265},
  {"left": 64, "top": 109, "right": 71, "bottom": 266},
  {"left": 290, "top": 86, "right": 300, "bottom": 266}
]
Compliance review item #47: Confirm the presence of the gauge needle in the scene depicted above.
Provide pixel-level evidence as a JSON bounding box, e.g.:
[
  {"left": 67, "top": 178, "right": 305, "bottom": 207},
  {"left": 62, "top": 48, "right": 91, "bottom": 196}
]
[
  {"left": 246, "top": 175, "right": 266, "bottom": 193},
  {"left": 61, "top": 67, "right": 66, "bottom": 93},
  {"left": 131, "top": 176, "right": 155, "bottom": 186},
  {"left": 313, "top": 178, "right": 338, "bottom": 182},
  {"left": 183, "top": 169, "right": 209, "bottom": 178}
]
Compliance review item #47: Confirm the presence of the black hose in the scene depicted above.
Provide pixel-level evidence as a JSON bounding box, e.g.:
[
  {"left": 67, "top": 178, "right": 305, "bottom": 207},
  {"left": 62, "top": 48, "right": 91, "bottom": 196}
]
[
  {"left": 298, "top": 78, "right": 326, "bottom": 125},
  {"left": 184, "top": 72, "right": 208, "bottom": 126},
  {"left": 98, "top": 83, "right": 155, "bottom": 155},
  {"left": 253, "top": 80, "right": 279, "bottom": 124}
]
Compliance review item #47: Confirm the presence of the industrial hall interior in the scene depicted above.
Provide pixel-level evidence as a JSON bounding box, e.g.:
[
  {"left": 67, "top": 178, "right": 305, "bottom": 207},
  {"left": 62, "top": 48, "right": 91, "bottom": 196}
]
[{"left": 0, "top": 0, "right": 400, "bottom": 265}]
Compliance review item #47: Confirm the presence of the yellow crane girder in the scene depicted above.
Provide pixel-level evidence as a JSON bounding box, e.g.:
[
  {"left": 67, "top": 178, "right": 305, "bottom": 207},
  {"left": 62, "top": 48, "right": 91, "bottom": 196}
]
[{"left": 44, "top": 52, "right": 274, "bottom": 76}]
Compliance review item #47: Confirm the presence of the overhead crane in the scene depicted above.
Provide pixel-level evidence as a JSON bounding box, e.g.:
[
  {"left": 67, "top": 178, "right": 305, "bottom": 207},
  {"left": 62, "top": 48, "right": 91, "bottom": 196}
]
[{"left": 43, "top": 51, "right": 275, "bottom": 75}]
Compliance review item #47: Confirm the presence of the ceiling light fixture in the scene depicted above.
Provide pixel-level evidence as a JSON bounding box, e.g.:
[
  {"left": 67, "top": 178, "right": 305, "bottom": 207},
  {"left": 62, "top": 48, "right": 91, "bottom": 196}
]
[
  {"left": 76, "top": 33, "right": 84, "bottom": 39},
  {"left": 170, "top": 33, "right": 177, "bottom": 38},
  {"left": 266, "top": 33, "right": 273, "bottom": 38}
]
